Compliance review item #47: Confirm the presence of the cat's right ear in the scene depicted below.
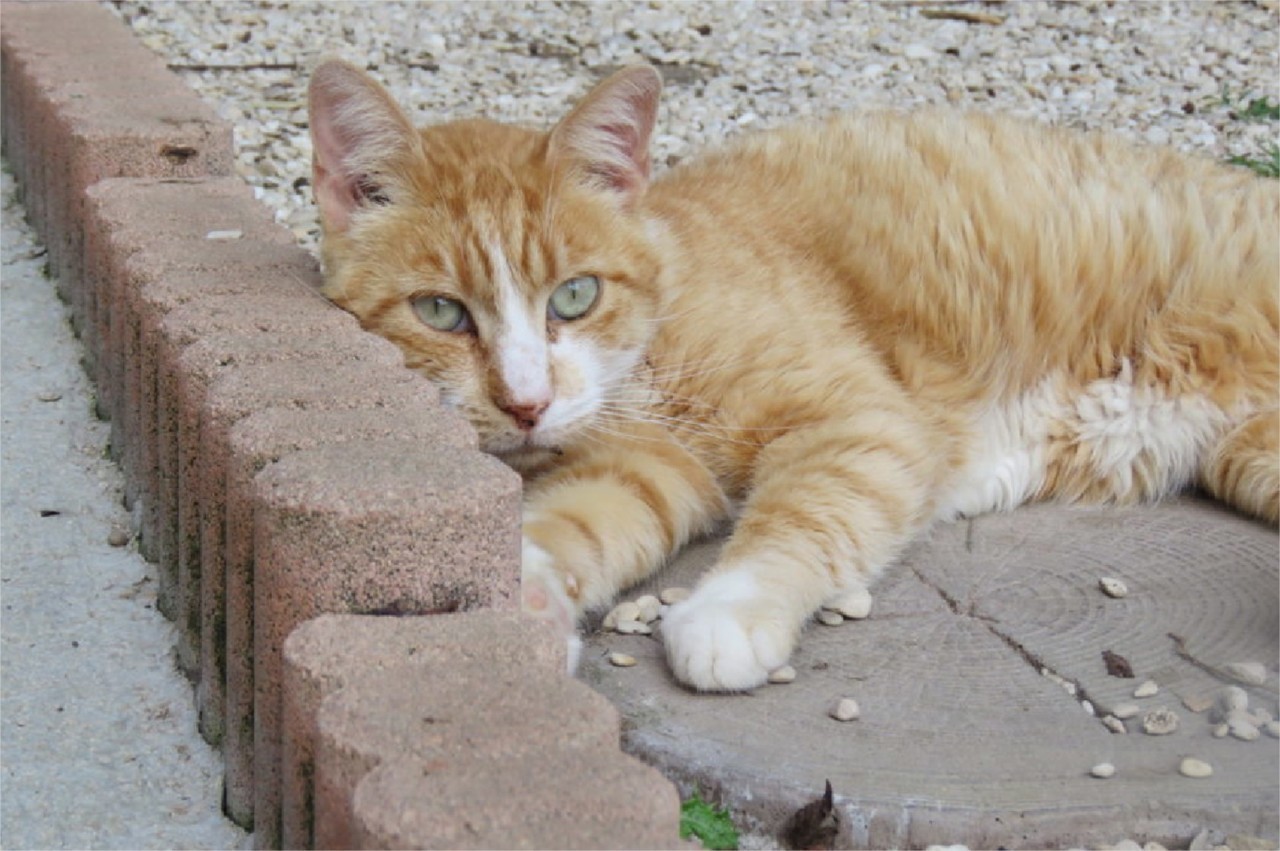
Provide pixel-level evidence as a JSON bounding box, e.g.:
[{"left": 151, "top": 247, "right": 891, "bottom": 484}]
[
  {"left": 548, "top": 65, "right": 662, "bottom": 209},
  {"left": 307, "top": 59, "right": 419, "bottom": 233}
]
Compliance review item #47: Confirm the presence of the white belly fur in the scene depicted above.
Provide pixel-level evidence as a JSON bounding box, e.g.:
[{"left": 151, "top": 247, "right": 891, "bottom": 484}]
[{"left": 934, "top": 361, "right": 1232, "bottom": 521}]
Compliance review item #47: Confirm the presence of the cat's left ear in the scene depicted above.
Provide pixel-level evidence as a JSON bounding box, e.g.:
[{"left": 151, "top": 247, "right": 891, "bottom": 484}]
[
  {"left": 548, "top": 65, "right": 662, "bottom": 208},
  {"left": 308, "top": 59, "right": 420, "bottom": 233}
]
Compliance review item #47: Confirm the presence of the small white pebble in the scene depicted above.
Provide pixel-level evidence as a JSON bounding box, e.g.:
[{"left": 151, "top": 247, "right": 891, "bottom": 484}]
[
  {"left": 1218, "top": 685, "right": 1249, "bottom": 714},
  {"left": 608, "top": 652, "right": 636, "bottom": 667},
  {"left": 816, "top": 609, "right": 844, "bottom": 626},
  {"left": 1102, "top": 715, "right": 1126, "bottom": 734},
  {"left": 823, "top": 586, "right": 873, "bottom": 619},
  {"left": 830, "top": 697, "right": 860, "bottom": 721},
  {"left": 1212, "top": 723, "right": 1230, "bottom": 738},
  {"left": 1252, "top": 707, "right": 1272, "bottom": 724},
  {"left": 1143, "top": 843, "right": 1168, "bottom": 851},
  {"left": 659, "top": 587, "right": 690, "bottom": 605},
  {"left": 1179, "top": 757, "right": 1213, "bottom": 779},
  {"left": 1228, "top": 716, "right": 1260, "bottom": 741},
  {"left": 1090, "top": 762, "right": 1116, "bottom": 778},
  {"left": 767, "top": 665, "right": 797, "bottom": 684},
  {"left": 1099, "top": 576, "right": 1129, "bottom": 598},
  {"left": 205, "top": 229, "right": 243, "bottom": 240},
  {"left": 1224, "top": 661, "right": 1268, "bottom": 686},
  {"left": 1134, "top": 679, "right": 1159, "bottom": 698},
  {"left": 1264, "top": 720, "right": 1280, "bottom": 738},
  {"left": 634, "top": 595, "right": 661, "bottom": 623},
  {"left": 1141, "top": 707, "right": 1179, "bottom": 735},
  {"left": 1081, "top": 700, "right": 1095, "bottom": 717},
  {"left": 610, "top": 601, "right": 641, "bottom": 624},
  {"left": 1112, "top": 703, "right": 1141, "bottom": 720},
  {"left": 615, "top": 619, "right": 652, "bottom": 635}
]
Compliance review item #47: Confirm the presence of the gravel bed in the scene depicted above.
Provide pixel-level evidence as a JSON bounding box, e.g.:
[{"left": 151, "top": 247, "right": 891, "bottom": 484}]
[{"left": 106, "top": 0, "right": 1279, "bottom": 255}]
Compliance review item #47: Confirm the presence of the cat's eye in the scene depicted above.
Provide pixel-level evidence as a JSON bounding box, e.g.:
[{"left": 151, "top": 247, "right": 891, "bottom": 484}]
[
  {"left": 412, "top": 295, "right": 472, "bottom": 333},
  {"left": 548, "top": 275, "right": 600, "bottom": 321}
]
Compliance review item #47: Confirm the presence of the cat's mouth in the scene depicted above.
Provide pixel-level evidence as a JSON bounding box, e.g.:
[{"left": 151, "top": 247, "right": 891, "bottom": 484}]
[{"left": 483, "top": 421, "right": 573, "bottom": 458}]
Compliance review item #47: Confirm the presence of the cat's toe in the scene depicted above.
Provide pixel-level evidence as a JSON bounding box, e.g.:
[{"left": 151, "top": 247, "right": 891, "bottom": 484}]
[
  {"left": 661, "top": 572, "right": 794, "bottom": 691},
  {"left": 522, "top": 539, "right": 582, "bottom": 673}
]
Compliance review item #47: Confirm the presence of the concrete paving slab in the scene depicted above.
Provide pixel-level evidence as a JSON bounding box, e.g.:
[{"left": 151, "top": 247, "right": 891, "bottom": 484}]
[
  {"left": 0, "top": 163, "right": 244, "bottom": 849},
  {"left": 582, "top": 500, "right": 1279, "bottom": 849}
]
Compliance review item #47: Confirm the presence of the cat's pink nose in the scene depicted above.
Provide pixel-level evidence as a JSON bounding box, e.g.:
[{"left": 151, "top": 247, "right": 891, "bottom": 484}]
[{"left": 499, "top": 399, "right": 549, "bottom": 431}]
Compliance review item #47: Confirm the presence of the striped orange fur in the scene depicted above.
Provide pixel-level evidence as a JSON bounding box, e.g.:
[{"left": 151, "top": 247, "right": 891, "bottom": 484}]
[{"left": 309, "top": 60, "right": 1279, "bottom": 690}]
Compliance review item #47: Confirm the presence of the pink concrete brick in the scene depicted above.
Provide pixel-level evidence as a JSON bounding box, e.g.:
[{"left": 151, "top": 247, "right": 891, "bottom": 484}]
[
  {"left": 215, "top": 404, "right": 477, "bottom": 830},
  {"left": 173, "top": 349, "right": 430, "bottom": 678},
  {"left": 153, "top": 294, "right": 356, "bottom": 622},
  {"left": 127, "top": 256, "right": 321, "bottom": 570},
  {"left": 314, "top": 665, "right": 624, "bottom": 850},
  {"left": 82, "top": 176, "right": 299, "bottom": 502},
  {"left": 1, "top": 1, "right": 191, "bottom": 236},
  {"left": 252, "top": 443, "right": 522, "bottom": 848},
  {"left": 203, "top": 368, "right": 455, "bottom": 833},
  {"left": 281, "top": 613, "right": 567, "bottom": 849},
  {"left": 353, "top": 752, "right": 684, "bottom": 850},
  {"left": 0, "top": 3, "right": 231, "bottom": 333},
  {"left": 183, "top": 332, "right": 415, "bottom": 744}
]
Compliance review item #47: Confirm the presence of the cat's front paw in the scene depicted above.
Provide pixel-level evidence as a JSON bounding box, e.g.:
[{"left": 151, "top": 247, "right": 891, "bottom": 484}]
[
  {"left": 661, "top": 571, "right": 796, "bottom": 691},
  {"left": 522, "top": 538, "right": 582, "bottom": 673}
]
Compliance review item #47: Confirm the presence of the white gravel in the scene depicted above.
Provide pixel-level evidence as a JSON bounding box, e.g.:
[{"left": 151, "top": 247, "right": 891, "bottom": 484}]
[{"left": 105, "top": 0, "right": 1279, "bottom": 254}]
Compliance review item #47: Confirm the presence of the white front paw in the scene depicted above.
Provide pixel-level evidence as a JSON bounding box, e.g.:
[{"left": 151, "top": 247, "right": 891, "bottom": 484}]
[
  {"left": 661, "top": 571, "right": 795, "bottom": 691},
  {"left": 522, "top": 538, "right": 582, "bottom": 673}
]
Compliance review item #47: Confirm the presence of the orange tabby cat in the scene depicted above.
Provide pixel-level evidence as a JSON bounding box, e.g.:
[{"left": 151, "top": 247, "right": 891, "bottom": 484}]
[{"left": 308, "top": 59, "right": 1279, "bottom": 691}]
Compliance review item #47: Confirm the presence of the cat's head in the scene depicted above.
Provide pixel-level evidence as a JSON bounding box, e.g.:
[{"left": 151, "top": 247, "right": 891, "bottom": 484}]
[{"left": 307, "top": 60, "right": 667, "bottom": 460}]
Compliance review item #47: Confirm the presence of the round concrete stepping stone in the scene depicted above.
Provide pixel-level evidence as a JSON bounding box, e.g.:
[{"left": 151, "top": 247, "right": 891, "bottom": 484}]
[{"left": 583, "top": 498, "right": 1278, "bottom": 849}]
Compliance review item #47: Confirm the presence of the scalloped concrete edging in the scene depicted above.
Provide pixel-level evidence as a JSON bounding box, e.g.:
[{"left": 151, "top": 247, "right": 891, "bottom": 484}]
[{"left": 0, "top": 4, "right": 683, "bottom": 849}]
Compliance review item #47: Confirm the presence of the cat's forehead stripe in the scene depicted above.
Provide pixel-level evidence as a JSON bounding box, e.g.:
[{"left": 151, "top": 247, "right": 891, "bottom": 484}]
[{"left": 488, "top": 237, "right": 553, "bottom": 405}]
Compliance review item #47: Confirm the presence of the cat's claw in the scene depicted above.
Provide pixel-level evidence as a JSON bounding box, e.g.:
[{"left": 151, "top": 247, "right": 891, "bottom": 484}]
[
  {"left": 661, "top": 571, "right": 795, "bottom": 691},
  {"left": 521, "top": 538, "right": 582, "bottom": 673}
]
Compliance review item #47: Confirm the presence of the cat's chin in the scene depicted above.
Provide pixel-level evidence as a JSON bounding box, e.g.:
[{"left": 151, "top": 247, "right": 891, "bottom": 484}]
[
  {"left": 482, "top": 424, "right": 583, "bottom": 469},
  {"left": 489, "top": 441, "right": 569, "bottom": 476}
]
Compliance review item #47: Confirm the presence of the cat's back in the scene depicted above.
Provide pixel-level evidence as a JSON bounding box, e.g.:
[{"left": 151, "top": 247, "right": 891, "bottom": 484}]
[{"left": 648, "top": 108, "right": 1278, "bottom": 394}]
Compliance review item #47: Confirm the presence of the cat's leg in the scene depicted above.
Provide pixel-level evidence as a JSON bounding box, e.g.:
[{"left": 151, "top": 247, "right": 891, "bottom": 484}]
[
  {"left": 1199, "top": 409, "right": 1279, "bottom": 525},
  {"left": 663, "top": 414, "right": 938, "bottom": 690},
  {"left": 520, "top": 430, "right": 728, "bottom": 668}
]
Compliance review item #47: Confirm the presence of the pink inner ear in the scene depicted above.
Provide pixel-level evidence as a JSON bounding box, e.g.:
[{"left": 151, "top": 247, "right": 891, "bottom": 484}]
[
  {"left": 552, "top": 67, "right": 662, "bottom": 205},
  {"left": 311, "top": 135, "right": 357, "bottom": 233},
  {"left": 307, "top": 60, "right": 416, "bottom": 233},
  {"left": 591, "top": 120, "right": 652, "bottom": 194}
]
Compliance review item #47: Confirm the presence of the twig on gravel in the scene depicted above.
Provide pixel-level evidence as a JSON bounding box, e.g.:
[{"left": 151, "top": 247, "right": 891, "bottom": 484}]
[{"left": 920, "top": 8, "right": 1005, "bottom": 26}]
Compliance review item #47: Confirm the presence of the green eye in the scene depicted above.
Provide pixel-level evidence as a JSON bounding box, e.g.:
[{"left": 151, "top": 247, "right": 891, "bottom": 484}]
[
  {"left": 412, "top": 295, "right": 471, "bottom": 333},
  {"left": 548, "top": 275, "right": 600, "bottom": 321}
]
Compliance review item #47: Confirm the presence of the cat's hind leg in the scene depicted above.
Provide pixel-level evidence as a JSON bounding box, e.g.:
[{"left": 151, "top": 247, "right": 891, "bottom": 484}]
[{"left": 1199, "top": 409, "right": 1279, "bottom": 525}]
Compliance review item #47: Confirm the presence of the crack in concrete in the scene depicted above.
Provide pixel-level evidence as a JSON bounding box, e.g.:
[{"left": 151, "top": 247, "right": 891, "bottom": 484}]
[{"left": 910, "top": 566, "right": 1105, "bottom": 724}]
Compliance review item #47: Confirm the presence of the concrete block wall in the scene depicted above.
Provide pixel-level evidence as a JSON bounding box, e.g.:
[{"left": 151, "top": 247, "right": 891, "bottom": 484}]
[{"left": 0, "top": 3, "right": 683, "bottom": 848}]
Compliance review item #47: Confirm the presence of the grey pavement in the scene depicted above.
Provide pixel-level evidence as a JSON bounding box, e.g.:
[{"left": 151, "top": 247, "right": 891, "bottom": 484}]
[{"left": 1, "top": 162, "right": 246, "bottom": 850}]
